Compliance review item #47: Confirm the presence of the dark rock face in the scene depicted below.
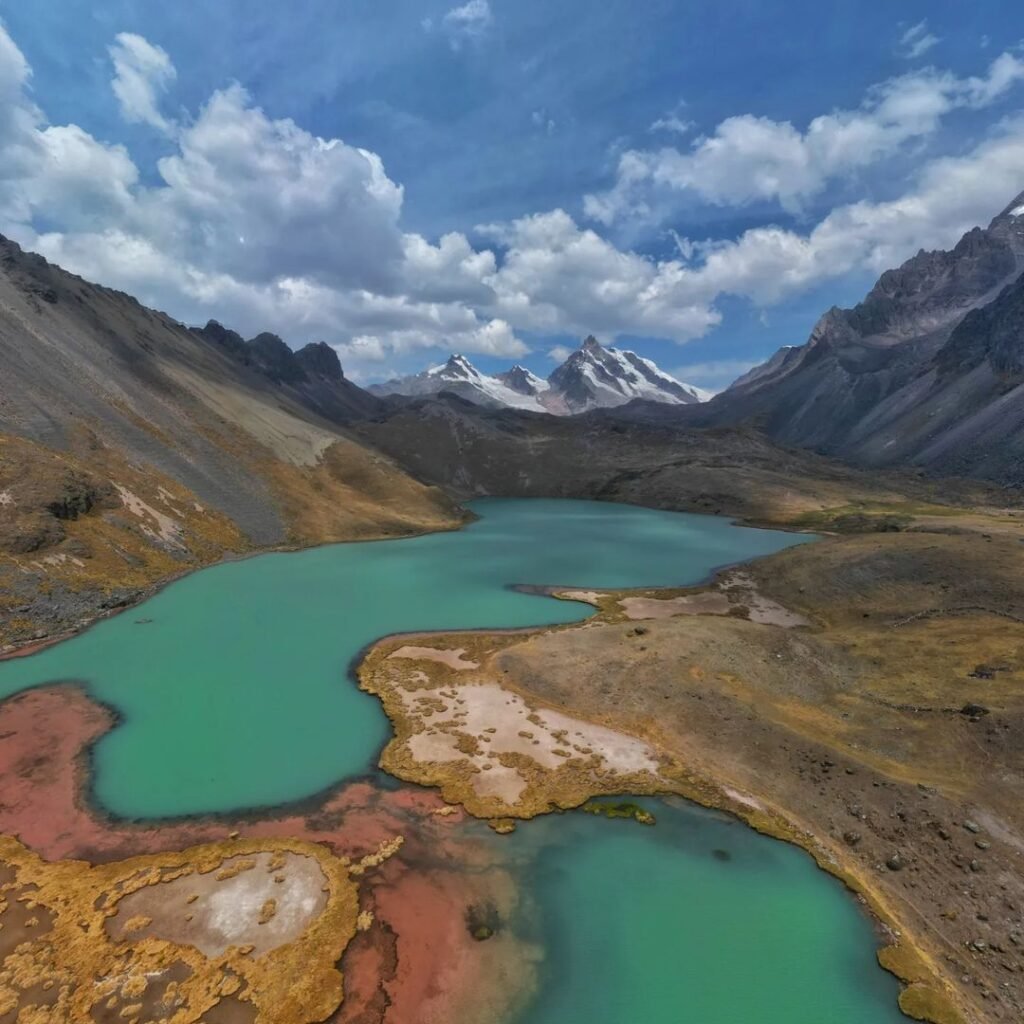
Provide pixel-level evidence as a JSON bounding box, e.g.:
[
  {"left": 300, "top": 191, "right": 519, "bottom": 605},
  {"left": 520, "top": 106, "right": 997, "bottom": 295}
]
[
  {"left": 495, "top": 366, "right": 543, "bottom": 396},
  {"left": 696, "top": 190, "right": 1024, "bottom": 484},
  {"left": 295, "top": 342, "right": 343, "bottom": 381},
  {"left": 192, "top": 320, "right": 249, "bottom": 362},
  {"left": 936, "top": 273, "right": 1024, "bottom": 382},
  {"left": 193, "top": 325, "right": 344, "bottom": 385},
  {"left": 247, "top": 332, "right": 307, "bottom": 384}
]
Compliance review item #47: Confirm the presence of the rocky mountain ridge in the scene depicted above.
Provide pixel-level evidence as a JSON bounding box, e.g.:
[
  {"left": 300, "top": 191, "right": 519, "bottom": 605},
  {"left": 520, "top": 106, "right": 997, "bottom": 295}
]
[
  {"left": 665, "top": 189, "right": 1024, "bottom": 484},
  {"left": 369, "top": 336, "right": 708, "bottom": 414}
]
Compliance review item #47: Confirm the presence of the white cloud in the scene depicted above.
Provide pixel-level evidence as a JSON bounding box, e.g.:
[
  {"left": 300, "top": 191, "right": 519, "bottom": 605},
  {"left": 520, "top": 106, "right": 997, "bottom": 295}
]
[
  {"left": 651, "top": 119, "right": 1024, "bottom": 309},
  {"left": 151, "top": 84, "right": 407, "bottom": 291},
  {"left": 585, "top": 52, "right": 1024, "bottom": 223},
  {"left": 650, "top": 102, "right": 693, "bottom": 136},
  {"left": 478, "top": 209, "right": 723, "bottom": 341},
  {"left": 0, "top": 24, "right": 529, "bottom": 376},
  {"left": 2, "top": 20, "right": 1024, "bottom": 387},
  {"left": 547, "top": 344, "right": 573, "bottom": 362},
  {"left": 438, "top": 0, "right": 493, "bottom": 50},
  {"left": 898, "top": 20, "right": 940, "bottom": 61},
  {"left": 108, "top": 33, "right": 177, "bottom": 133},
  {"left": 670, "top": 358, "right": 760, "bottom": 392}
]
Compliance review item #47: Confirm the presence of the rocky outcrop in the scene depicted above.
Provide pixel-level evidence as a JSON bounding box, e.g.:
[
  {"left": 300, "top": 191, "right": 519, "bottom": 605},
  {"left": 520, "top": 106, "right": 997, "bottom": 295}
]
[
  {"left": 295, "top": 341, "right": 344, "bottom": 381},
  {"left": 248, "top": 332, "right": 308, "bottom": 384}
]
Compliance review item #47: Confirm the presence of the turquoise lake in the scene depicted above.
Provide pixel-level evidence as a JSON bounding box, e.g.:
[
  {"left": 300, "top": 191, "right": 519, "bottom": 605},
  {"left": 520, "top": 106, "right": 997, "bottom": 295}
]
[
  {"left": 0, "top": 498, "right": 811, "bottom": 818},
  {"left": 505, "top": 798, "right": 907, "bottom": 1024},
  {"left": 0, "top": 497, "right": 911, "bottom": 1024}
]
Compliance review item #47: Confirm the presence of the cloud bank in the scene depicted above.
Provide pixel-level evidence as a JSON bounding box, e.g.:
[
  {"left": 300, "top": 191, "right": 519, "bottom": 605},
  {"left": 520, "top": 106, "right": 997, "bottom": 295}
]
[{"left": 0, "top": 20, "right": 1022, "bottom": 381}]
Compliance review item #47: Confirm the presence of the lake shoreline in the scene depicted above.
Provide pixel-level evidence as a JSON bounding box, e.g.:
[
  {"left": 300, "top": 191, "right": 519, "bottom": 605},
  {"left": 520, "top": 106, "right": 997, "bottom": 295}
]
[
  {"left": 354, "top": 528, "right": 1024, "bottom": 1024},
  {"left": 0, "top": 497, "right": 812, "bottom": 662},
  {"left": 2, "top": 498, "right": 1020, "bottom": 1023}
]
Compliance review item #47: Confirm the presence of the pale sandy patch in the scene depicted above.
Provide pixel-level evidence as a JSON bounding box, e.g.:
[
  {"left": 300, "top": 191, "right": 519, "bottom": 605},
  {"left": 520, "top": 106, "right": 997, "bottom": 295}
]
[
  {"left": 558, "top": 590, "right": 603, "bottom": 606},
  {"left": 723, "top": 786, "right": 764, "bottom": 812},
  {"left": 0, "top": 489, "right": 13, "bottom": 507},
  {"left": 107, "top": 851, "right": 327, "bottom": 957},
  {"left": 398, "top": 681, "right": 661, "bottom": 808},
  {"left": 115, "top": 485, "right": 185, "bottom": 549},
  {"left": 621, "top": 575, "right": 809, "bottom": 628},
  {"left": 621, "top": 593, "right": 732, "bottom": 619},
  {"left": 389, "top": 646, "right": 479, "bottom": 670},
  {"left": 724, "top": 571, "right": 810, "bottom": 628}
]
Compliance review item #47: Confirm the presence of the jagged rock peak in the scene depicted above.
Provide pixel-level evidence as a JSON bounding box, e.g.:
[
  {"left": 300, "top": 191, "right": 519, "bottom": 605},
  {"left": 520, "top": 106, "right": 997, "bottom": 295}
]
[
  {"left": 296, "top": 341, "right": 343, "bottom": 381},
  {"left": 496, "top": 365, "right": 549, "bottom": 396}
]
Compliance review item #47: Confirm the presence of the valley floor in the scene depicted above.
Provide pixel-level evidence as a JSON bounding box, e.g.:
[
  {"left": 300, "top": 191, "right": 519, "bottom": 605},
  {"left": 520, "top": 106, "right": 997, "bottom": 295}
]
[{"left": 2, "top": 456, "right": 1023, "bottom": 1023}]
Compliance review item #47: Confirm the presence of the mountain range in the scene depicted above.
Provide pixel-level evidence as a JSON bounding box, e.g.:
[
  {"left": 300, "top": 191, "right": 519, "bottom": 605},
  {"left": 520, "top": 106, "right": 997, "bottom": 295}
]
[
  {"left": 4, "top": 188, "right": 1024, "bottom": 647},
  {"left": 368, "top": 336, "right": 709, "bottom": 413},
  {"left": 694, "top": 190, "right": 1024, "bottom": 483}
]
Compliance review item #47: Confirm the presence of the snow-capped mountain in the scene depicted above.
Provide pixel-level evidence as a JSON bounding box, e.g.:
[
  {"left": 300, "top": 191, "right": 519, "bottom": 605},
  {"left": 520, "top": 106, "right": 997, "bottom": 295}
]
[
  {"left": 368, "top": 354, "right": 549, "bottom": 411},
  {"left": 549, "top": 336, "right": 709, "bottom": 412},
  {"left": 369, "top": 338, "right": 708, "bottom": 415}
]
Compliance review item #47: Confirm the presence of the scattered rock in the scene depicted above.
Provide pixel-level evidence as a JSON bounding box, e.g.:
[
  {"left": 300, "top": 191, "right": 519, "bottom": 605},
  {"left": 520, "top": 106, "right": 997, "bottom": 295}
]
[
  {"left": 960, "top": 704, "right": 990, "bottom": 719},
  {"left": 465, "top": 901, "right": 500, "bottom": 942}
]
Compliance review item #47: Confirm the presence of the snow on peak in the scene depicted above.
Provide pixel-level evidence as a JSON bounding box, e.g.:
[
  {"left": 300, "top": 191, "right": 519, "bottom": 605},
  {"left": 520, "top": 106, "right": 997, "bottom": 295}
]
[
  {"left": 551, "top": 337, "right": 707, "bottom": 410},
  {"left": 370, "top": 337, "right": 707, "bottom": 414},
  {"left": 497, "top": 364, "right": 551, "bottom": 396},
  {"left": 1011, "top": 204, "right": 1024, "bottom": 217}
]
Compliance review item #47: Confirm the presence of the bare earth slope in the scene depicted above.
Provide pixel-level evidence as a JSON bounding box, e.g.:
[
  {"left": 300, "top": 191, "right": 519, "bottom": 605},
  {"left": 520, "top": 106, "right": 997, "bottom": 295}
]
[{"left": 0, "top": 235, "right": 460, "bottom": 648}]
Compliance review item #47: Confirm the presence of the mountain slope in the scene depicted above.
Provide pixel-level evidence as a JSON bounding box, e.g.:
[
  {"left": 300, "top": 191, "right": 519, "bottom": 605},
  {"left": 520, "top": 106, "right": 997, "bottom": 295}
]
[
  {"left": 0, "top": 234, "right": 460, "bottom": 648},
  {"left": 369, "top": 338, "right": 707, "bottom": 414},
  {"left": 700, "top": 191, "right": 1024, "bottom": 483}
]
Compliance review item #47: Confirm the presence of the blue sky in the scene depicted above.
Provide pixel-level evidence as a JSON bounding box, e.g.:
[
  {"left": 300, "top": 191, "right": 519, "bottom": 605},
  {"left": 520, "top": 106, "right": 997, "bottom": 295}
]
[{"left": 0, "top": 1, "right": 1022, "bottom": 389}]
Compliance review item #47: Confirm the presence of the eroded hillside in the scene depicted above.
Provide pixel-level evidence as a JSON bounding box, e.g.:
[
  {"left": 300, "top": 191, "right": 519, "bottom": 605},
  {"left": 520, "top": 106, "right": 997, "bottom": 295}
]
[{"left": 0, "top": 236, "right": 461, "bottom": 648}]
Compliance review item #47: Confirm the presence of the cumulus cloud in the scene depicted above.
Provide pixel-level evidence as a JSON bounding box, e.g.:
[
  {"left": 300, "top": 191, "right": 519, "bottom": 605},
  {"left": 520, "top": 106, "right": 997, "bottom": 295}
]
[
  {"left": 152, "top": 84, "right": 407, "bottom": 290},
  {"left": 547, "top": 344, "right": 573, "bottom": 362},
  {"left": 898, "top": 21, "right": 940, "bottom": 61},
  {"left": 478, "top": 209, "right": 722, "bottom": 340},
  {"left": 438, "top": 0, "right": 493, "bottom": 50},
  {"left": 0, "top": 24, "right": 531, "bottom": 379},
  {"left": 108, "top": 33, "right": 177, "bottom": 133},
  {"left": 585, "top": 52, "right": 1024, "bottom": 223},
  {"left": 2, "top": 21, "right": 1023, "bottom": 385},
  {"left": 647, "top": 120, "right": 1024, "bottom": 309}
]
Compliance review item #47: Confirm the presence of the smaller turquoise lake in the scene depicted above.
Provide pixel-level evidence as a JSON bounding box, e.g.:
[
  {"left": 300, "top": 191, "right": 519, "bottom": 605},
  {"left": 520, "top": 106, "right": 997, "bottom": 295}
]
[
  {"left": 505, "top": 798, "right": 907, "bottom": 1024},
  {"left": 0, "top": 498, "right": 811, "bottom": 818}
]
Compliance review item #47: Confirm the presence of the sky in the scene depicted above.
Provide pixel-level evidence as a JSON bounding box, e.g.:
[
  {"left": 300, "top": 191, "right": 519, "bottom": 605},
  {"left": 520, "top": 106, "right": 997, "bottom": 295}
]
[{"left": 0, "top": 1, "right": 1022, "bottom": 391}]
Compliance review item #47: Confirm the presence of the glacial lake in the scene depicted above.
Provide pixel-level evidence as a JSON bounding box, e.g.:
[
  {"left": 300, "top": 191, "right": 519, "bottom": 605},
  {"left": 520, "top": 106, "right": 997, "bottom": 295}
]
[
  {"left": 505, "top": 797, "right": 906, "bottom": 1024},
  {"left": 0, "top": 497, "right": 911, "bottom": 1024},
  {"left": 0, "top": 498, "right": 812, "bottom": 818}
]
